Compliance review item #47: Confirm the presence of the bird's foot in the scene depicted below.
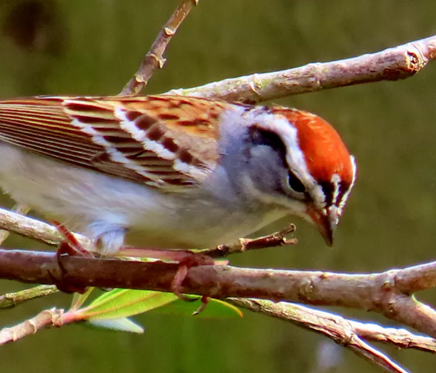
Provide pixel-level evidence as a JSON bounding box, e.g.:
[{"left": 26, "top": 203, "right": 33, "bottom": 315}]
[
  {"left": 49, "top": 221, "right": 93, "bottom": 294},
  {"left": 119, "top": 246, "right": 226, "bottom": 315}
]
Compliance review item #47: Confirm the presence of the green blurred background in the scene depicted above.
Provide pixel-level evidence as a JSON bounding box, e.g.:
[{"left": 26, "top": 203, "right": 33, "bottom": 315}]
[{"left": 1, "top": 0, "right": 436, "bottom": 372}]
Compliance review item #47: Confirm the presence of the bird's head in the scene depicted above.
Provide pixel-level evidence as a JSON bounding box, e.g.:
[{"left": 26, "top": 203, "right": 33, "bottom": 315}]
[{"left": 241, "top": 106, "right": 356, "bottom": 245}]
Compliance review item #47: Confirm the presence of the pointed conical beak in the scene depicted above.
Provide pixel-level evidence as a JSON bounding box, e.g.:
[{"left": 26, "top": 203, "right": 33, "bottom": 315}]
[{"left": 307, "top": 207, "right": 339, "bottom": 246}]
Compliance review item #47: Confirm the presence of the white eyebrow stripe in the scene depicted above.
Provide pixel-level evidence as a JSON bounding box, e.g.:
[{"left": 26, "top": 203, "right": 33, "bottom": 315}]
[
  {"left": 337, "top": 155, "right": 357, "bottom": 212},
  {"left": 330, "top": 173, "right": 341, "bottom": 206}
]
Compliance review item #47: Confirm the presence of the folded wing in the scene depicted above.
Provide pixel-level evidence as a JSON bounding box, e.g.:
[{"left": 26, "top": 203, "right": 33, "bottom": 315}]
[{"left": 0, "top": 95, "right": 226, "bottom": 190}]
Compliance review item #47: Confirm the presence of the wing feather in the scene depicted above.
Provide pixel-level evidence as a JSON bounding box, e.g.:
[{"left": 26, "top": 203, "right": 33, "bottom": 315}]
[{"left": 0, "top": 95, "right": 229, "bottom": 190}]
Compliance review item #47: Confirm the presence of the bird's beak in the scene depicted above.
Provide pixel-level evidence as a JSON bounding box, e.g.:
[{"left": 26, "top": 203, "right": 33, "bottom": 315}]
[{"left": 307, "top": 206, "right": 339, "bottom": 247}]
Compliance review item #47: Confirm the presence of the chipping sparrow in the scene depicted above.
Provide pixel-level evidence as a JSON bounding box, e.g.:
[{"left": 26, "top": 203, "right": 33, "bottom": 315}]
[{"left": 0, "top": 95, "right": 356, "bottom": 255}]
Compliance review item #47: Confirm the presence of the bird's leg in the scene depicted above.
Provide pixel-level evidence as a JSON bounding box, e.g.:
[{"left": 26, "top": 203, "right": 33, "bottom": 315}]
[
  {"left": 49, "top": 221, "right": 92, "bottom": 294},
  {"left": 119, "top": 246, "right": 226, "bottom": 314},
  {"left": 50, "top": 223, "right": 224, "bottom": 314},
  {"left": 54, "top": 221, "right": 93, "bottom": 258}
]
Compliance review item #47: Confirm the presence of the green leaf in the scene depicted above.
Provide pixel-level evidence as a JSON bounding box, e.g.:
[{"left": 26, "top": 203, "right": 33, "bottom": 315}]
[
  {"left": 85, "top": 317, "right": 144, "bottom": 333},
  {"left": 150, "top": 296, "right": 244, "bottom": 318},
  {"left": 70, "top": 287, "right": 94, "bottom": 311},
  {"left": 77, "top": 289, "right": 178, "bottom": 320}
]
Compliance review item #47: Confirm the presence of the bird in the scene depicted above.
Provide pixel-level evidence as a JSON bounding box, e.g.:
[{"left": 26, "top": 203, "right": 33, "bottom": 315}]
[{"left": 0, "top": 95, "right": 356, "bottom": 257}]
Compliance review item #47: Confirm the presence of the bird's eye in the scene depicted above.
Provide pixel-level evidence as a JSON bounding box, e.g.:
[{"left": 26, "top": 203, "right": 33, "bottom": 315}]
[{"left": 287, "top": 171, "right": 306, "bottom": 194}]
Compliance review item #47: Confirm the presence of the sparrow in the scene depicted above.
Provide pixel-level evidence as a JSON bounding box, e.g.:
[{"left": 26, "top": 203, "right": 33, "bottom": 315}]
[{"left": 0, "top": 95, "right": 356, "bottom": 255}]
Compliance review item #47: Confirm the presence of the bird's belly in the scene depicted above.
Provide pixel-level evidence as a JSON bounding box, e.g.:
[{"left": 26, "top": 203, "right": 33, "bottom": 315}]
[
  {"left": 126, "top": 206, "right": 286, "bottom": 249},
  {"left": 0, "top": 144, "right": 287, "bottom": 250}
]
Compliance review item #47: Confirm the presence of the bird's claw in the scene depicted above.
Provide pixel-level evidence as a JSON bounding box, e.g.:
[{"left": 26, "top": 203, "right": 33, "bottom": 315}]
[{"left": 48, "top": 222, "right": 92, "bottom": 294}]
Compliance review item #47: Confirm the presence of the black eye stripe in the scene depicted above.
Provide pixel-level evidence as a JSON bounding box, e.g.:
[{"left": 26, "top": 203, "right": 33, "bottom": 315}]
[
  {"left": 288, "top": 171, "right": 306, "bottom": 194},
  {"left": 247, "top": 127, "right": 287, "bottom": 165},
  {"left": 246, "top": 126, "right": 310, "bottom": 196}
]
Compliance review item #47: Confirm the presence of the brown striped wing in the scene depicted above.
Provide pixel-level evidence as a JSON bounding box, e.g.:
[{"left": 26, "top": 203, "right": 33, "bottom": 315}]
[{"left": 0, "top": 95, "right": 228, "bottom": 190}]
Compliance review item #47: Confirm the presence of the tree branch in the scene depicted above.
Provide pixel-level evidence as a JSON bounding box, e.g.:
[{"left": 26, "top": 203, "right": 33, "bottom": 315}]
[
  {"left": 0, "top": 308, "right": 64, "bottom": 344},
  {"left": 2, "top": 249, "right": 436, "bottom": 342},
  {"left": 0, "top": 285, "right": 58, "bottom": 310},
  {"left": 0, "top": 204, "right": 30, "bottom": 245},
  {"left": 202, "top": 224, "right": 297, "bottom": 258},
  {"left": 166, "top": 35, "right": 436, "bottom": 103},
  {"left": 228, "top": 299, "right": 436, "bottom": 353},
  {"left": 0, "top": 208, "right": 296, "bottom": 258},
  {"left": 120, "top": 0, "right": 199, "bottom": 96},
  {"left": 231, "top": 300, "right": 409, "bottom": 373},
  {"left": 0, "top": 208, "right": 92, "bottom": 249}
]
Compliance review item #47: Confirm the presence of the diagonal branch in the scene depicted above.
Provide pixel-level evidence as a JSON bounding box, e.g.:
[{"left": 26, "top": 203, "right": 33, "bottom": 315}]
[
  {"left": 166, "top": 34, "right": 436, "bottom": 103},
  {"left": 228, "top": 298, "right": 436, "bottom": 353},
  {"left": 120, "top": 0, "right": 199, "bottom": 96},
  {"left": 0, "top": 204, "right": 30, "bottom": 245},
  {"left": 231, "top": 299, "right": 410, "bottom": 373},
  {"left": 0, "top": 208, "right": 95, "bottom": 249}
]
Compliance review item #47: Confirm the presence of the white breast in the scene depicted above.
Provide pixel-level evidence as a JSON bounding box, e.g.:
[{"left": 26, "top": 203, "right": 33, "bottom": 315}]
[{"left": 0, "top": 143, "right": 287, "bottom": 252}]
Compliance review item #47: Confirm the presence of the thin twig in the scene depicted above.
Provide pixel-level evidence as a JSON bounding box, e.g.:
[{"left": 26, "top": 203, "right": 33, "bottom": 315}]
[
  {"left": 0, "top": 208, "right": 296, "bottom": 256},
  {"left": 0, "top": 208, "right": 92, "bottom": 249},
  {"left": 0, "top": 285, "right": 58, "bottom": 311},
  {"left": 203, "top": 224, "right": 297, "bottom": 258},
  {"left": 0, "top": 308, "right": 64, "bottom": 344},
  {"left": 166, "top": 34, "right": 436, "bottom": 103},
  {"left": 120, "top": 0, "right": 199, "bottom": 96},
  {"left": 0, "top": 204, "right": 30, "bottom": 245},
  {"left": 0, "top": 302, "right": 137, "bottom": 344}
]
